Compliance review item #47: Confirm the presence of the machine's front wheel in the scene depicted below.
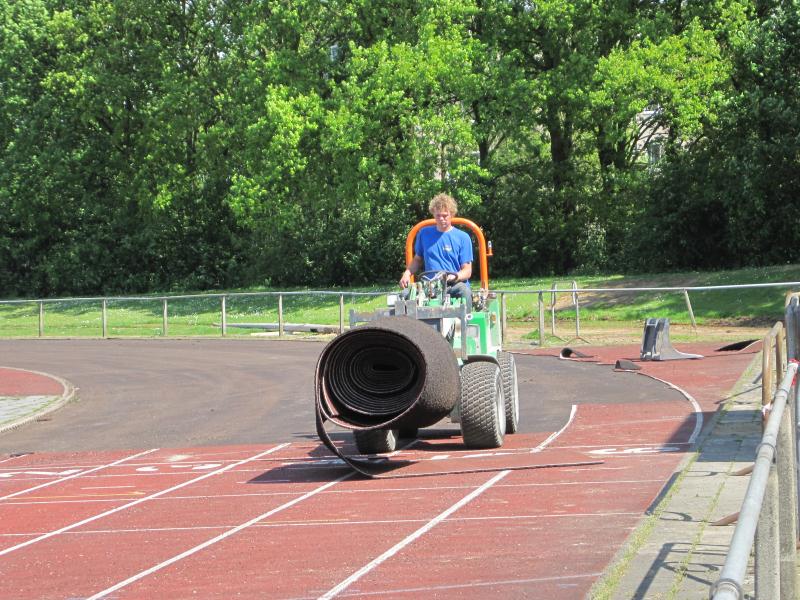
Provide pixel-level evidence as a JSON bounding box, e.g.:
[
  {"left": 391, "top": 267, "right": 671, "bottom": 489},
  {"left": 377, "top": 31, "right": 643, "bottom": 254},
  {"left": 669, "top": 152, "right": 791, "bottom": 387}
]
[
  {"left": 459, "top": 361, "right": 506, "bottom": 449},
  {"left": 354, "top": 429, "right": 399, "bottom": 454},
  {"left": 497, "top": 351, "right": 520, "bottom": 434}
]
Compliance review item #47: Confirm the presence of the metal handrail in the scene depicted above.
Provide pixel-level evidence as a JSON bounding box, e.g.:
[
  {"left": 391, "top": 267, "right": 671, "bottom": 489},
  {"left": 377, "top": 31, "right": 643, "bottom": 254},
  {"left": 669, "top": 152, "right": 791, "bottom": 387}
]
[
  {"left": 0, "top": 289, "right": 385, "bottom": 305},
  {"left": 710, "top": 359, "right": 798, "bottom": 599}
]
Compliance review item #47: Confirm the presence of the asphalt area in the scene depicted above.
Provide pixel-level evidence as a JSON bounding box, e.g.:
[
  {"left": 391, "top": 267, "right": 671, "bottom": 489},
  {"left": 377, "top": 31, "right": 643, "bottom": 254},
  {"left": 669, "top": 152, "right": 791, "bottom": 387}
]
[{"left": 0, "top": 338, "right": 759, "bottom": 599}]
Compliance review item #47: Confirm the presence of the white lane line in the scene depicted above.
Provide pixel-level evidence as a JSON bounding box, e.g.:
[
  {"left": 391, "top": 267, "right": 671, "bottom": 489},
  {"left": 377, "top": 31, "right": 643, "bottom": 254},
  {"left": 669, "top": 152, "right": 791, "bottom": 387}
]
[
  {"left": 531, "top": 404, "right": 577, "bottom": 452},
  {"left": 0, "top": 443, "right": 290, "bottom": 557},
  {"left": 0, "top": 448, "right": 158, "bottom": 502},
  {"left": 636, "top": 373, "right": 704, "bottom": 445},
  {"left": 86, "top": 471, "right": 354, "bottom": 600},
  {"left": 1, "top": 510, "right": 644, "bottom": 538},
  {"left": 0, "top": 453, "right": 264, "bottom": 473},
  {"left": 335, "top": 571, "right": 605, "bottom": 597},
  {"left": 318, "top": 469, "right": 511, "bottom": 600},
  {"left": 556, "top": 442, "right": 693, "bottom": 449},
  {"left": 2, "top": 475, "right": 665, "bottom": 507}
]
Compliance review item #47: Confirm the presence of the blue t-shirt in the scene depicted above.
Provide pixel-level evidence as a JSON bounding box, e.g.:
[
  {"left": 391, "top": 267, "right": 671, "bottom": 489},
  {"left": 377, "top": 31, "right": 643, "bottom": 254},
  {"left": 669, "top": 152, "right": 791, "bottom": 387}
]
[{"left": 414, "top": 226, "right": 473, "bottom": 287}]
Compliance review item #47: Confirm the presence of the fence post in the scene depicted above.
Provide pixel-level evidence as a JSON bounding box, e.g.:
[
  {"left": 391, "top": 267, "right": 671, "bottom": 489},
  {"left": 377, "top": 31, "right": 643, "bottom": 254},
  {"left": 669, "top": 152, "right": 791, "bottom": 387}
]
[
  {"left": 572, "top": 280, "right": 582, "bottom": 339},
  {"left": 787, "top": 297, "right": 800, "bottom": 531},
  {"left": 102, "top": 300, "right": 108, "bottom": 338},
  {"left": 683, "top": 289, "right": 697, "bottom": 330},
  {"left": 38, "top": 301, "right": 44, "bottom": 337},
  {"left": 339, "top": 294, "right": 345, "bottom": 334},
  {"left": 220, "top": 296, "right": 226, "bottom": 337},
  {"left": 162, "top": 299, "right": 169, "bottom": 337},
  {"left": 763, "top": 335, "right": 774, "bottom": 408},
  {"left": 550, "top": 282, "right": 558, "bottom": 337},
  {"left": 755, "top": 468, "right": 781, "bottom": 599},
  {"left": 778, "top": 404, "right": 798, "bottom": 599},
  {"left": 538, "top": 292, "right": 545, "bottom": 348},
  {"left": 278, "top": 294, "right": 284, "bottom": 337},
  {"left": 501, "top": 292, "right": 507, "bottom": 344}
]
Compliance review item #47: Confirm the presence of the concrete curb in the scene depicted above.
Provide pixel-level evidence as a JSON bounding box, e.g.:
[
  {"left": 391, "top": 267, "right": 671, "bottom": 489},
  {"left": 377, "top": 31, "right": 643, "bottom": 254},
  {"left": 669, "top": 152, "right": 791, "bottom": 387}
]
[
  {"left": 0, "top": 367, "right": 77, "bottom": 435},
  {"left": 592, "top": 351, "right": 763, "bottom": 600}
]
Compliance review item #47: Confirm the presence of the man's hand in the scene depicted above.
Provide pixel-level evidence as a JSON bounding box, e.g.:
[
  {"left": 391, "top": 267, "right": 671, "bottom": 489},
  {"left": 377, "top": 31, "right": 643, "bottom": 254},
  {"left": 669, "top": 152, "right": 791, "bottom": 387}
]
[
  {"left": 401, "top": 256, "right": 423, "bottom": 288},
  {"left": 446, "top": 273, "right": 458, "bottom": 284}
]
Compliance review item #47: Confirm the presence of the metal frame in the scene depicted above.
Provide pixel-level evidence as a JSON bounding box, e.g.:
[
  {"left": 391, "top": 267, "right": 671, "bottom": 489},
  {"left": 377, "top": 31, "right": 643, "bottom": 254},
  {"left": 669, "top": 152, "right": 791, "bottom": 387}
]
[
  {"left": 349, "top": 299, "right": 469, "bottom": 360},
  {"left": 711, "top": 297, "right": 800, "bottom": 599}
]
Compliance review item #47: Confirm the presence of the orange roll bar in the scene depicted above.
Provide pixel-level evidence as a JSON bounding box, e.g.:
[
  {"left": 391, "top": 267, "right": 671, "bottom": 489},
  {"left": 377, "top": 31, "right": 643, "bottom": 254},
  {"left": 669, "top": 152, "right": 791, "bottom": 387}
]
[{"left": 404, "top": 217, "right": 491, "bottom": 290}]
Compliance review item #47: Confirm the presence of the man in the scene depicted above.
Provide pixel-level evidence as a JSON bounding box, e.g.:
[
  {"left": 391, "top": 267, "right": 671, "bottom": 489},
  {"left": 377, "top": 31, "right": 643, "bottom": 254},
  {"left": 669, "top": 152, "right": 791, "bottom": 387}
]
[{"left": 399, "top": 193, "right": 473, "bottom": 308}]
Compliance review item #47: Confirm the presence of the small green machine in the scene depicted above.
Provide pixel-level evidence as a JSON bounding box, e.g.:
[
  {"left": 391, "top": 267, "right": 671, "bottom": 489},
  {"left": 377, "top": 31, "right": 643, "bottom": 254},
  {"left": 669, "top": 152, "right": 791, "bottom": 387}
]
[{"left": 314, "top": 218, "right": 519, "bottom": 464}]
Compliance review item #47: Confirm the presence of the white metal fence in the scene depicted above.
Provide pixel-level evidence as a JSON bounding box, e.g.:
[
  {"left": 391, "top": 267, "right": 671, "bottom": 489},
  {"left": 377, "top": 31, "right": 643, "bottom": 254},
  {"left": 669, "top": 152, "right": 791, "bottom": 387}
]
[{"left": 1, "top": 281, "right": 800, "bottom": 341}]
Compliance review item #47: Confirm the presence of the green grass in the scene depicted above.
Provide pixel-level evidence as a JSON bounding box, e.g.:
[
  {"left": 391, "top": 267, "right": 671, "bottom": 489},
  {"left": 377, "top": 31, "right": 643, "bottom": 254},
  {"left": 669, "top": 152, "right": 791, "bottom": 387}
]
[
  {"left": 1, "top": 264, "right": 798, "bottom": 340},
  {"left": 495, "top": 263, "right": 800, "bottom": 325}
]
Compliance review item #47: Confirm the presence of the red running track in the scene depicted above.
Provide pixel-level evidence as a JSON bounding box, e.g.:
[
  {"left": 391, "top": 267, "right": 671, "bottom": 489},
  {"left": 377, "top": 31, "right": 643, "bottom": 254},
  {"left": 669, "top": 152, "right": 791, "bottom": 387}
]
[{"left": 0, "top": 343, "right": 758, "bottom": 599}]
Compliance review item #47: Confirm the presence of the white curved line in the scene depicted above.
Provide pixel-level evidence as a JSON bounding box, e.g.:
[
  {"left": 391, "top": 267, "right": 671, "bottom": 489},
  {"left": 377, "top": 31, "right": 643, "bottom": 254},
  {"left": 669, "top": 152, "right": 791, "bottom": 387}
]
[
  {"left": 636, "top": 373, "right": 703, "bottom": 445},
  {"left": 531, "top": 404, "right": 577, "bottom": 453}
]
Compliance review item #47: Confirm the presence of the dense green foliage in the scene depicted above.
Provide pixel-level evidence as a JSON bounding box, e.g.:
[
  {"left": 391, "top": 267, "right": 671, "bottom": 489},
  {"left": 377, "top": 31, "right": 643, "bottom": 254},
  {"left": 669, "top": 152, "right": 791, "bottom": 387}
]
[{"left": 1, "top": 0, "right": 798, "bottom": 296}]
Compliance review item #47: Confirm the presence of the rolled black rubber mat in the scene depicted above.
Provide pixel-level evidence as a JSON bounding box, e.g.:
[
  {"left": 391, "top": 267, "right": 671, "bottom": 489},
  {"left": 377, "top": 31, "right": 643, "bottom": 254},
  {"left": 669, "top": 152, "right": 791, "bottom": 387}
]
[
  {"left": 315, "top": 316, "right": 460, "bottom": 477},
  {"left": 314, "top": 316, "right": 604, "bottom": 478}
]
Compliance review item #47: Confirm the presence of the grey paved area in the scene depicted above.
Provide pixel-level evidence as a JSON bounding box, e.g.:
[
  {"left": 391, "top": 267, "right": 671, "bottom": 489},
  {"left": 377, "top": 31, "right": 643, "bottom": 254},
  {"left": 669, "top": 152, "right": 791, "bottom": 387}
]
[
  {"left": 1, "top": 395, "right": 62, "bottom": 427},
  {"left": 0, "top": 338, "right": 682, "bottom": 453},
  {"left": 600, "top": 354, "right": 763, "bottom": 600},
  {"left": 0, "top": 367, "right": 75, "bottom": 435}
]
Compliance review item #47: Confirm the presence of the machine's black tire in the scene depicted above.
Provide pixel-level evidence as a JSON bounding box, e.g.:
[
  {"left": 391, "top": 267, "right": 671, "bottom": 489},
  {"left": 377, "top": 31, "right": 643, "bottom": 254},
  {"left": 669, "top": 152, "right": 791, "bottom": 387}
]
[
  {"left": 459, "top": 361, "right": 506, "bottom": 449},
  {"left": 354, "top": 429, "right": 399, "bottom": 454},
  {"left": 497, "top": 351, "right": 520, "bottom": 434}
]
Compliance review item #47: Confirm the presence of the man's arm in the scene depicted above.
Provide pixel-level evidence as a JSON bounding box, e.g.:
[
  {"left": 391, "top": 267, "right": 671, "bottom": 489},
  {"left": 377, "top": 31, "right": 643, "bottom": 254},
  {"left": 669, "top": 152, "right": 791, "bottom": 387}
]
[
  {"left": 447, "top": 262, "right": 472, "bottom": 284},
  {"left": 399, "top": 255, "right": 424, "bottom": 288}
]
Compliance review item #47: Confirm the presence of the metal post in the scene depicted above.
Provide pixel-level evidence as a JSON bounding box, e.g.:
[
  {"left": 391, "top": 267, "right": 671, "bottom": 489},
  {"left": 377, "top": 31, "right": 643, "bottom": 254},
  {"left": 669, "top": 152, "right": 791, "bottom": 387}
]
[
  {"left": 38, "top": 301, "right": 44, "bottom": 337},
  {"left": 683, "top": 289, "right": 697, "bottom": 330},
  {"left": 162, "top": 299, "right": 169, "bottom": 337},
  {"left": 501, "top": 292, "right": 507, "bottom": 344},
  {"left": 572, "top": 281, "right": 581, "bottom": 339},
  {"left": 278, "top": 294, "right": 284, "bottom": 337},
  {"left": 776, "top": 327, "right": 787, "bottom": 379},
  {"left": 755, "top": 469, "right": 781, "bottom": 600},
  {"left": 778, "top": 406, "right": 798, "bottom": 599},
  {"left": 220, "top": 296, "right": 226, "bottom": 337},
  {"left": 550, "top": 282, "right": 558, "bottom": 337},
  {"left": 339, "top": 294, "right": 345, "bottom": 334},
  {"left": 763, "top": 336, "right": 774, "bottom": 408},
  {"left": 787, "top": 297, "right": 800, "bottom": 533},
  {"left": 102, "top": 300, "right": 108, "bottom": 338},
  {"left": 538, "top": 292, "right": 545, "bottom": 348}
]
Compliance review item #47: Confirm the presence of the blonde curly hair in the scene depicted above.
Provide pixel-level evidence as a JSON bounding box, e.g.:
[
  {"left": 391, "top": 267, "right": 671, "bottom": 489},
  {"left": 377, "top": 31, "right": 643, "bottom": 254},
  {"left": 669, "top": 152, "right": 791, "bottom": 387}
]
[{"left": 428, "top": 193, "right": 458, "bottom": 216}]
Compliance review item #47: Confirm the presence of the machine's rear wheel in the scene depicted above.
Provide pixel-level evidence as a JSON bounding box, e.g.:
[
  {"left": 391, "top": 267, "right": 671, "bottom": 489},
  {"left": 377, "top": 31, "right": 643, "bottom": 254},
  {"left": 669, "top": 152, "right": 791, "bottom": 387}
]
[
  {"left": 497, "top": 351, "right": 520, "bottom": 434},
  {"left": 459, "top": 361, "right": 506, "bottom": 449},
  {"left": 354, "top": 429, "right": 399, "bottom": 454}
]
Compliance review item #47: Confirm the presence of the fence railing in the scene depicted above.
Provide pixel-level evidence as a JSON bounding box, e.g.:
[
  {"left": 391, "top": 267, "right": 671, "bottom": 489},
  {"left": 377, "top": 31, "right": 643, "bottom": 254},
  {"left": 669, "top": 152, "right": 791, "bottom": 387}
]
[
  {"left": 0, "top": 290, "right": 384, "bottom": 339},
  {"left": 1, "top": 281, "right": 800, "bottom": 341},
  {"left": 710, "top": 296, "right": 800, "bottom": 599}
]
